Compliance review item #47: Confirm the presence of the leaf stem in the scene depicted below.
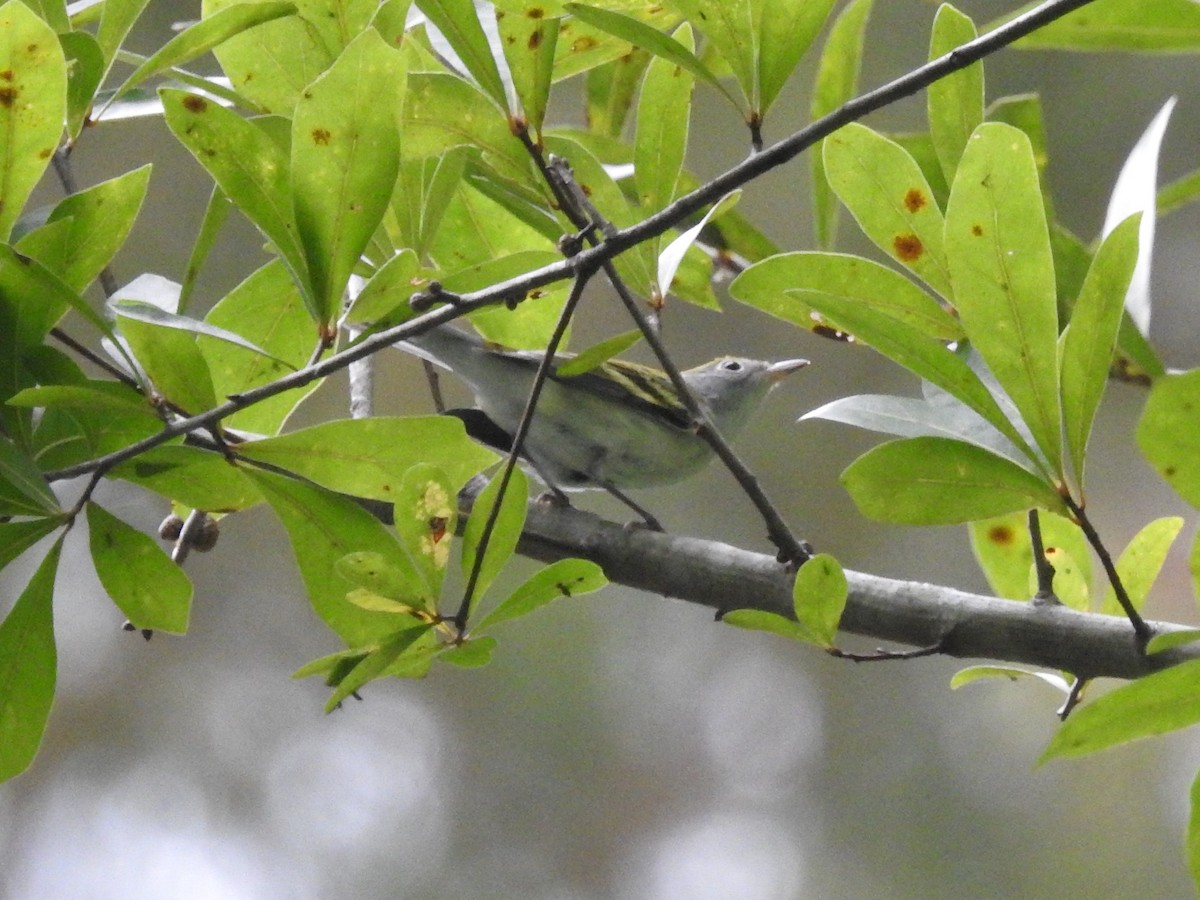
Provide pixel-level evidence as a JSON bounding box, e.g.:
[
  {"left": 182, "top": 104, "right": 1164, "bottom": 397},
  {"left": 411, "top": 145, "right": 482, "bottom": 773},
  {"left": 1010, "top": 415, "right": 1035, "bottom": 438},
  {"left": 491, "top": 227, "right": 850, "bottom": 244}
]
[{"left": 1061, "top": 494, "right": 1150, "bottom": 645}]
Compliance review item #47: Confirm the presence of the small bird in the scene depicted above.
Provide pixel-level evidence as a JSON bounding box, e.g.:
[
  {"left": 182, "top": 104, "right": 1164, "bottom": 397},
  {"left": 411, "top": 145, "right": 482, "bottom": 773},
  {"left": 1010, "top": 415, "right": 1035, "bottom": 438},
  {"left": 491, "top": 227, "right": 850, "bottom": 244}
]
[{"left": 399, "top": 325, "right": 808, "bottom": 529}]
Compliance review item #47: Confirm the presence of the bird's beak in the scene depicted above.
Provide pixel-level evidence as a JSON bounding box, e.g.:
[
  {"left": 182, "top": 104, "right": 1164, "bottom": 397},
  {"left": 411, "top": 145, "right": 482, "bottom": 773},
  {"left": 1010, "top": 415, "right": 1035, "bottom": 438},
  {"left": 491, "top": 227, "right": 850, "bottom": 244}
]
[{"left": 766, "top": 358, "right": 810, "bottom": 383}]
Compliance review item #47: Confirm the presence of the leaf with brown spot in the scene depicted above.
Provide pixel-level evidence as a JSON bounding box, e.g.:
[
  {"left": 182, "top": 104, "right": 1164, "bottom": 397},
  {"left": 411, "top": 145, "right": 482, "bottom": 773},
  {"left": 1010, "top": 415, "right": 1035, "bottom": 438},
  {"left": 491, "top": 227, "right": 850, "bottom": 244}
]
[
  {"left": 0, "top": 2, "right": 66, "bottom": 241},
  {"left": 823, "top": 122, "right": 952, "bottom": 298}
]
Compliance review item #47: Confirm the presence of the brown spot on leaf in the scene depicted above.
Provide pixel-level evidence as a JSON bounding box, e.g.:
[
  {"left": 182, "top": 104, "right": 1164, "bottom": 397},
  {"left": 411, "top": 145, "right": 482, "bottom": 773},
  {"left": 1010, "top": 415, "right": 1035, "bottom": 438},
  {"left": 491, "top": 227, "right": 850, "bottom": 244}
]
[
  {"left": 0, "top": 87, "right": 15, "bottom": 107},
  {"left": 38, "top": 147, "right": 51, "bottom": 159},
  {"left": 0, "top": 69, "right": 13, "bottom": 81},
  {"left": 893, "top": 233, "right": 923, "bottom": 261},
  {"left": 312, "top": 128, "right": 332, "bottom": 145},
  {"left": 971, "top": 224, "right": 984, "bottom": 237},
  {"left": 527, "top": 7, "right": 545, "bottom": 18},
  {"left": 572, "top": 35, "right": 597, "bottom": 52},
  {"left": 903, "top": 189, "right": 926, "bottom": 212},
  {"left": 182, "top": 94, "right": 208, "bottom": 113},
  {"left": 428, "top": 516, "right": 448, "bottom": 542},
  {"left": 528, "top": 29, "right": 543, "bottom": 50},
  {"left": 987, "top": 525, "right": 1015, "bottom": 545}
]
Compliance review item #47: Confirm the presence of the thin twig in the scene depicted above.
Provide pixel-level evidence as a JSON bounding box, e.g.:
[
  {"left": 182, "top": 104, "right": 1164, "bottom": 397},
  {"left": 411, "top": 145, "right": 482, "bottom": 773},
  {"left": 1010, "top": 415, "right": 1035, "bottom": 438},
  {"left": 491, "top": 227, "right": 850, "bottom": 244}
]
[
  {"left": 828, "top": 642, "right": 945, "bottom": 663},
  {"left": 453, "top": 272, "right": 594, "bottom": 632},
  {"left": 1061, "top": 494, "right": 1150, "bottom": 645},
  {"left": 1028, "top": 509, "right": 1059, "bottom": 605},
  {"left": 1057, "top": 676, "right": 1089, "bottom": 720}
]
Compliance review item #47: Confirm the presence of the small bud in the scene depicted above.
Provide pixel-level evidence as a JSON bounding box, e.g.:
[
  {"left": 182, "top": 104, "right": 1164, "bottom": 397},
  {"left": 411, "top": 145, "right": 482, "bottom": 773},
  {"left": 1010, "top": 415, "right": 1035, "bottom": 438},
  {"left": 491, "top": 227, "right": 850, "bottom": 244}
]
[
  {"left": 191, "top": 517, "right": 220, "bottom": 552},
  {"left": 158, "top": 514, "right": 184, "bottom": 541}
]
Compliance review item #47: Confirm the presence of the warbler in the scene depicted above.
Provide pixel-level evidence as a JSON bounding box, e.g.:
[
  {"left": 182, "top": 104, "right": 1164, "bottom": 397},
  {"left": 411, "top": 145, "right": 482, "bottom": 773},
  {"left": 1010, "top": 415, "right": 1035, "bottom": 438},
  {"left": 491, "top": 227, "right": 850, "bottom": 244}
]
[{"left": 399, "top": 325, "right": 808, "bottom": 528}]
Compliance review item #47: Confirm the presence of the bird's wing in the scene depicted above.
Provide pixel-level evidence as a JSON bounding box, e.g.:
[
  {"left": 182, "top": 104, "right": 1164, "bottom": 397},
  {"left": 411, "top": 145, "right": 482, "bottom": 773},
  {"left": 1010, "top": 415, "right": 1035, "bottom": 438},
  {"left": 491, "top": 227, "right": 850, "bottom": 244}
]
[{"left": 548, "top": 359, "right": 693, "bottom": 430}]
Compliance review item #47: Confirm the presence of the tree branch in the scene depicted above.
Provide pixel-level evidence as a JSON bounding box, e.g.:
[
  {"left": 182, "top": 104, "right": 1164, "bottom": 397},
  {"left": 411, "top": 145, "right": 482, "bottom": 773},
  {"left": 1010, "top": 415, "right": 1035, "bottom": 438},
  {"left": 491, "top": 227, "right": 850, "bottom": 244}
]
[{"left": 496, "top": 494, "right": 1197, "bottom": 681}]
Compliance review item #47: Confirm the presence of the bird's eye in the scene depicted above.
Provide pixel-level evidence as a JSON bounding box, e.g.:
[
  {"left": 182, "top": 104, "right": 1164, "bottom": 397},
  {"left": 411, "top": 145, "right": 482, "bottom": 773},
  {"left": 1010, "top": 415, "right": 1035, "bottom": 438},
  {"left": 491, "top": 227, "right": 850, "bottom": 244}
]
[{"left": 720, "top": 360, "right": 743, "bottom": 372}]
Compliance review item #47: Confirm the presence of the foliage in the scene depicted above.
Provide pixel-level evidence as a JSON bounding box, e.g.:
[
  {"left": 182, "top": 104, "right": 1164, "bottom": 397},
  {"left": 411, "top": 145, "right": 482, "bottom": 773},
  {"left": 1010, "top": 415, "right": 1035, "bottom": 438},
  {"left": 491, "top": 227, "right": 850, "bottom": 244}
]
[{"left": 3, "top": 0, "right": 1200, "bottom": 886}]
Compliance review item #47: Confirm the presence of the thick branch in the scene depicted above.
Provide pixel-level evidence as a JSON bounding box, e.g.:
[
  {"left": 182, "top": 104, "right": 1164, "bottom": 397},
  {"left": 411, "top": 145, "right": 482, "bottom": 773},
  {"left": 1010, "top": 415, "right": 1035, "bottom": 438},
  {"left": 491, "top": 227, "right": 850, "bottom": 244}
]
[{"left": 503, "top": 498, "right": 1198, "bottom": 681}]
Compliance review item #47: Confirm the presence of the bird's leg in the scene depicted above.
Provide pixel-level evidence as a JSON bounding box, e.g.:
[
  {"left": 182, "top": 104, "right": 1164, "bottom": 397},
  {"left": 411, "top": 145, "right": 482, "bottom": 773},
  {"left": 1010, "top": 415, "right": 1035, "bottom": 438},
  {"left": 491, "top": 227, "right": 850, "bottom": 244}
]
[{"left": 597, "top": 480, "right": 664, "bottom": 532}]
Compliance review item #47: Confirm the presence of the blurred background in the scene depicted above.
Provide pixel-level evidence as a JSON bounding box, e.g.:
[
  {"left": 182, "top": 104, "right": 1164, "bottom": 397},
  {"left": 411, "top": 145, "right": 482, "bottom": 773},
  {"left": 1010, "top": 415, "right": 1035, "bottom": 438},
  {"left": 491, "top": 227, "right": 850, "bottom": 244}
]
[{"left": 3, "top": 1, "right": 1200, "bottom": 897}]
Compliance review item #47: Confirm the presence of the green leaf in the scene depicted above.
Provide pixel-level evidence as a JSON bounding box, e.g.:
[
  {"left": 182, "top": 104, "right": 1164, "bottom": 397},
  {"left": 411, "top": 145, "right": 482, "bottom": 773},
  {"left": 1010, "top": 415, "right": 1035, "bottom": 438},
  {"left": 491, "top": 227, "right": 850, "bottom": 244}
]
[
  {"left": 475, "top": 557, "right": 606, "bottom": 631},
  {"left": 247, "top": 469, "right": 426, "bottom": 646},
  {"left": 86, "top": 503, "right": 192, "bottom": 633},
  {"left": 23, "top": 382, "right": 162, "bottom": 472},
  {"left": 634, "top": 23, "right": 694, "bottom": 219},
  {"left": 161, "top": 89, "right": 309, "bottom": 303},
  {"left": 0, "top": 244, "right": 115, "bottom": 346},
  {"left": 730, "top": 250, "right": 963, "bottom": 341},
  {"left": 26, "top": 0, "right": 67, "bottom": 31},
  {"left": 791, "top": 553, "right": 847, "bottom": 648},
  {"left": 950, "top": 665, "right": 1069, "bottom": 691},
  {"left": 113, "top": 445, "right": 263, "bottom": 512},
  {"left": 553, "top": 4, "right": 682, "bottom": 82},
  {"left": 236, "top": 417, "right": 498, "bottom": 501},
  {"left": 0, "top": 1, "right": 66, "bottom": 242},
  {"left": 110, "top": 2, "right": 299, "bottom": 106},
  {"left": 495, "top": 6, "right": 559, "bottom": 137},
  {"left": 291, "top": 29, "right": 405, "bottom": 325},
  {"left": 461, "top": 467, "right": 528, "bottom": 612},
  {"left": 988, "top": 94, "right": 1050, "bottom": 200},
  {"left": 197, "top": 260, "right": 320, "bottom": 436},
  {"left": 402, "top": 72, "right": 529, "bottom": 179},
  {"left": 0, "top": 536, "right": 60, "bottom": 782},
  {"left": 944, "top": 123, "right": 1061, "bottom": 474},
  {"left": 1041, "top": 657, "right": 1200, "bottom": 762},
  {"left": 969, "top": 509, "right": 1091, "bottom": 601},
  {"left": 97, "top": 0, "right": 152, "bottom": 65},
  {"left": 722, "top": 608, "right": 810, "bottom": 642},
  {"left": 419, "top": 0, "right": 509, "bottom": 111},
  {"left": 1007, "top": 0, "right": 1200, "bottom": 52},
  {"left": 203, "top": 0, "right": 333, "bottom": 114},
  {"left": 179, "top": 187, "right": 231, "bottom": 315},
  {"left": 656, "top": 190, "right": 739, "bottom": 304},
  {"left": 336, "top": 549, "right": 427, "bottom": 606},
  {"left": 809, "top": 0, "right": 873, "bottom": 248},
  {"left": 114, "top": 299, "right": 288, "bottom": 365},
  {"left": 1099, "top": 516, "right": 1183, "bottom": 616},
  {"left": 1035, "top": 545, "right": 1089, "bottom": 611},
  {"left": 15, "top": 166, "right": 152, "bottom": 293},
  {"left": 437, "top": 635, "right": 496, "bottom": 668},
  {"left": 440, "top": 250, "right": 564, "bottom": 349},
  {"left": 736, "top": 254, "right": 1036, "bottom": 460},
  {"left": 1138, "top": 370, "right": 1200, "bottom": 508},
  {"left": 542, "top": 132, "right": 654, "bottom": 292},
  {"left": 564, "top": 3, "right": 732, "bottom": 107},
  {"left": 555, "top": 330, "right": 642, "bottom": 377},
  {"left": 114, "top": 304, "right": 218, "bottom": 413},
  {"left": 395, "top": 147, "right": 472, "bottom": 260},
  {"left": 754, "top": 0, "right": 838, "bottom": 118},
  {"left": 1148, "top": 630, "right": 1200, "bottom": 655},
  {"left": 324, "top": 623, "right": 433, "bottom": 711},
  {"left": 822, "top": 123, "right": 952, "bottom": 297},
  {"left": 391, "top": 464, "right": 458, "bottom": 600},
  {"left": 1060, "top": 214, "right": 1140, "bottom": 486},
  {"left": 842, "top": 437, "right": 1066, "bottom": 525},
  {"left": 0, "top": 518, "right": 59, "bottom": 572},
  {"left": 969, "top": 513, "right": 1036, "bottom": 600},
  {"left": 0, "top": 435, "right": 59, "bottom": 517},
  {"left": 1117, "top": 313, "right": 1165, "bottom": 381},
  {"left": 345, "top": 249, "right": 421, "bottom": 328},
  {"left": 927, "top": 5, "right": 982, "bottom": 186},
  {"left": 585, "top": 48, "right": 650, "bottom": 139},
  {"left": 60, "top": 31, "right": 104, "bottom": 141}
]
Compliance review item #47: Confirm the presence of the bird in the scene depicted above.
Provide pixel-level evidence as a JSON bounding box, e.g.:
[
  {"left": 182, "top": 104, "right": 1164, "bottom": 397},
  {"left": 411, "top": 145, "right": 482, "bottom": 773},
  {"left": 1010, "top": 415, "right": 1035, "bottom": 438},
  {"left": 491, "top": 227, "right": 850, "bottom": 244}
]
[{"left": 398, "top": 324, "right": 809, "bottom": 529}]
